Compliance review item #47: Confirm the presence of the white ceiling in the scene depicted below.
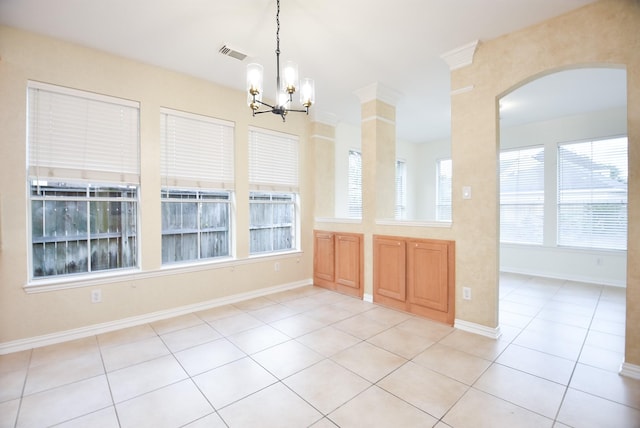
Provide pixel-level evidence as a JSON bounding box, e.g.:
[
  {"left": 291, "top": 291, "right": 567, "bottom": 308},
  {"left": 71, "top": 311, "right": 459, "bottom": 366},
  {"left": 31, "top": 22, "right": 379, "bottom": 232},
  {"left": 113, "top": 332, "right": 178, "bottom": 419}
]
[{"left": 2, "top": 0, "right": 622, "bottom": 143}]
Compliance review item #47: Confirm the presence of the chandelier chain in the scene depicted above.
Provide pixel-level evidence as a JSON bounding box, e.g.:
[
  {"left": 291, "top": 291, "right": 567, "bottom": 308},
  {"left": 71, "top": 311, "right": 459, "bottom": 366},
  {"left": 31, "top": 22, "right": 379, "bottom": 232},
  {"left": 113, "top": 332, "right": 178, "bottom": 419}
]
[{"left": 276, "top": 0, "right": 280, "bottom": 56}]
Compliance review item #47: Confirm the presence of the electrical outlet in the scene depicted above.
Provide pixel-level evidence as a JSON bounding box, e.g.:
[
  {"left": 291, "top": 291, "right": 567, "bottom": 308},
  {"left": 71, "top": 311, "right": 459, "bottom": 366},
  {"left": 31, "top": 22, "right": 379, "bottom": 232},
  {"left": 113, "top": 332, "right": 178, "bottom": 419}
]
[
  {"left": 91, "top": 289, "right": 102, "bottom": 304},
  {"left": 274, "top": 262, "right": 280, "bottom": 272},
  {"left": 462, "top": 287, "right": 471, "bottom": 300}
]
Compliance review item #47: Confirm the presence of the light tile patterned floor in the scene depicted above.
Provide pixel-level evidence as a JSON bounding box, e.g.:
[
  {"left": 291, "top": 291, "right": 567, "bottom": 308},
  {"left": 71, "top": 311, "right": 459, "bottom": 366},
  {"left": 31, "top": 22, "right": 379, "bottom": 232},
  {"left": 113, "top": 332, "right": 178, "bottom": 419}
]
[{"left": 1, "top": 273, "right": 639, "bottom": 427}]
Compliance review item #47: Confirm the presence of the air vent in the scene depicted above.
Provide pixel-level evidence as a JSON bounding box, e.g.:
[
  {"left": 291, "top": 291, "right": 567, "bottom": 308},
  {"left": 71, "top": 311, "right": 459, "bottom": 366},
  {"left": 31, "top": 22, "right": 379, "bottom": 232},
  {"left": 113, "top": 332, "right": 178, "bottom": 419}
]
[{"left": 219, "top": 45, "right": 247, "bottom": 61}]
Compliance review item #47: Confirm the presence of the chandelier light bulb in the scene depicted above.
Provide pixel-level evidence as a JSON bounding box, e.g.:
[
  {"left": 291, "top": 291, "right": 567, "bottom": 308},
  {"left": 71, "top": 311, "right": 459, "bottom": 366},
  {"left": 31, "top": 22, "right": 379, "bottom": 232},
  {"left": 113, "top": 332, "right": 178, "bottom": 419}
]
[
  {"left": 282, "top": 61, "right": 299, "bottom": 94},
  {"left": 301, "top": 78, "right": 315, "bottom": 107}
]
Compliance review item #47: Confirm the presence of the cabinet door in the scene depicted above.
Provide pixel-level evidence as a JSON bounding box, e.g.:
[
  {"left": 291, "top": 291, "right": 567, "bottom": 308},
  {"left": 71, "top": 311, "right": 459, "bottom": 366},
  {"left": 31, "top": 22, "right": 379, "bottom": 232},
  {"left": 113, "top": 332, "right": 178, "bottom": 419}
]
[
  {"left": 373, "top": 236, "right": 406, "bottom": 303},
  {"left": 314, "top": 231, "right": 335, "bottom": 289},
  {"left": 335, "top": 234, "right": 362, "bottom": 297},
  {"left": 407, "top": 240, "right": 449, "bottom": 312}
]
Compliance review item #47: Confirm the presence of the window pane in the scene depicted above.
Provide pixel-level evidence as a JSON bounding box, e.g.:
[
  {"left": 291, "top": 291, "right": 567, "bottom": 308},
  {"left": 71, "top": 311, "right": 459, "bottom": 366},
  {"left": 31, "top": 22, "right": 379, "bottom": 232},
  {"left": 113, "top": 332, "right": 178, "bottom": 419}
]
[
  {"left": 348, "top": 150, "right": 362, "bottom": 218},
  {"left": 396, "top": 160, "right": 406, "bottom": 220},
  {"left": 249, "top": 192, "right": 295, "bottom": 255},
  {"left": 500, "top": 147, "right": 544, "bottom": 244},
  {"left": 30, "top": 181, "right": 136, "bottom": 278},
  {"left": 437, "top": 159, "right": 452, "bottom": 221},
  {"left": 161, "top": 189, "right": 231, "bottom": 264},
  {"left": 558, "top": 138, "right": 627, "bottom": 250}
]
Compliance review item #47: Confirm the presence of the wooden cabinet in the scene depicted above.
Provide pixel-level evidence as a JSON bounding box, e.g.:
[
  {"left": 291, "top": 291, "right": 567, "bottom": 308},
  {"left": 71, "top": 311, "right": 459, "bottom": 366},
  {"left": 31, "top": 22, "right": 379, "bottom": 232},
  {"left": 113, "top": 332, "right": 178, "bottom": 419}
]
[
  {"left": 373, "top": 235, "right": 455, "bottom": 325},
  {"left": 313, "top": 230, "right": 363, "bottom": 298}
]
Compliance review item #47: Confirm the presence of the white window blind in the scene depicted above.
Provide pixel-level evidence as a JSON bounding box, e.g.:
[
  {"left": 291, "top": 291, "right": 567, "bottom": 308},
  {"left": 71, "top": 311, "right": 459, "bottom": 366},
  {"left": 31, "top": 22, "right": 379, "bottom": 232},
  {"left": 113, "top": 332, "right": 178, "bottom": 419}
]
[
  {"left": 160, "top": 108, "right": 234, "bottom": 189},
  {"left": 348, "top": 150, "right": 362, "bottom": 218},
  {"left": 436, "top": 158, "right": 452, "bottom": 221},
  {"left": 27, "top": 81, "right": 140, "bottom": 184},
  {"left": 248, "top": 127, "right": 299, "bottom": 192},
  {"left": 558, "top": 137, "right": 627, "bottom": 250},
  {"left": 500, "top": 147, "right": 545, "bottom": 245},
  {"left": 395, "top": 159, "right": 407, "bottom": 220}
]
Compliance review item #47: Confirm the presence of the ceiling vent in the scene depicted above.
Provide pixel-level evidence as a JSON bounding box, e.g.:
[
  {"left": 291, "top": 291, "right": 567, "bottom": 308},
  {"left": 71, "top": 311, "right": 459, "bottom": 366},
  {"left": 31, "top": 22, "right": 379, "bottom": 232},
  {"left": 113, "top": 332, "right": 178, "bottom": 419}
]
[{"left": 219, "top": 45, "right": 247, "bottom": 61}]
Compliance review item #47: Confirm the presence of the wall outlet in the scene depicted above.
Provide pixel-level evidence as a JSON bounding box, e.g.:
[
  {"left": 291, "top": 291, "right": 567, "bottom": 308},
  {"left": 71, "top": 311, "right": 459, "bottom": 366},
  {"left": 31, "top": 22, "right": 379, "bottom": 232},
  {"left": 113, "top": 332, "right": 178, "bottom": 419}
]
[
  {"left": 462, "top": 287, "right": 471, "bottom": 300},
  {"left": 274, "top": 262, "right": 280, "bottom": 272},
  {"left": 91, "top": 289, "right": 102, "bottom": 304}
]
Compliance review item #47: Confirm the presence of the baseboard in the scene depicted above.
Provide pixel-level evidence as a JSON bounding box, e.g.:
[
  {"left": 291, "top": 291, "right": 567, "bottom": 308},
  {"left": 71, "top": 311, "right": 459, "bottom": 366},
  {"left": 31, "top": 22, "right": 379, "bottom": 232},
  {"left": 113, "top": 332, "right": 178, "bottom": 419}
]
[
  {"left": 500, "top": 267, "right": 626, "bottom": 288},
  {"left": 454, "top": 319, "right": 502, "bottom": 339},
  {"left": 363, "top": 293, "right": 373, "bottom": 303},
  {"left": 0, "top": 278, "right": 313, "bottom": 355},
  {"left": 619, "top": 362, "right": 640, "bottom": 380}
]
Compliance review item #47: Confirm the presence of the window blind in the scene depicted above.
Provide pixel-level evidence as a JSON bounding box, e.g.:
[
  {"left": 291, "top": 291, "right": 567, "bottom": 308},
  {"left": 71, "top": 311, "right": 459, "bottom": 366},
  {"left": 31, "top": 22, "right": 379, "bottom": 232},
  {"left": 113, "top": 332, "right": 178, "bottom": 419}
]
[
  {"left": 395, "top": 159, "right": 407, "bottom": 220},
  {"left": 348, "top": 150, "right": 362, "bottom": 218},
  {"left": 160, "top": 108, "right": 235, "bottom": 190},
  {"left": 248, "top": 127, "right": 299, "bottom": 192},
  {"left": 436, "top": 158, "right": 452, "bottom": 221},
  {"left": 27, "top": 81, "right": 140, "bottom": 184},
  {"left": 500, "top": 147, "right": 544, "bottom": 245},
  {"left": 558, "top": 137, "right": 627, "bottom": 250}
]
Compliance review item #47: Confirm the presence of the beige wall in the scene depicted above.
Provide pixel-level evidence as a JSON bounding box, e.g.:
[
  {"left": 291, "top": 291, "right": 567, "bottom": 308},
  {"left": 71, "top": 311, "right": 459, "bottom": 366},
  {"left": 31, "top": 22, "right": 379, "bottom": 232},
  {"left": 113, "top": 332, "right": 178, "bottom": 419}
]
[
  {"left": 0, "top": 25, "right": 313, "bottom": 345},
  {"left": 450, "top": 0, "right": 640, "bottom": 364},
  {"left": 2, "top": 0, "right": 639, "bottom": 368}
]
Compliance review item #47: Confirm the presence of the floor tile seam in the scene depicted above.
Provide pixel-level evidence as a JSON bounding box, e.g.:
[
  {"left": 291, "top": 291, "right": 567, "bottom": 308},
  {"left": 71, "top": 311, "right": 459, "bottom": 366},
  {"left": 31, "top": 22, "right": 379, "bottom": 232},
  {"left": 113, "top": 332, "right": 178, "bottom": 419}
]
[
  {"left": 277, "top": 372, "right": 362, "bottom": 419},
  {"left": 9, "top": 348, "right": 32, "bottom": 428},
  {"left": 96, "top": 347, "right": 124, "bottom": 428},
  {"left": 44, "top": 403, "right": 119, "bottom": 428},
  {"left": 149, "top": 320, "right": 211, "bottom": 338},
  {"left": 564, "top": 385, "right": 640, "bottom": 411},
  {"left": 552, "top": 286, "right": 604, "bottom": 422},
  {"left": 488, "top": 360, "right": 573, "bottom": 388},
  {"left": 372, "top": 374, "right": 457, "bottom": 422},
  {"left": 203, "top": 377, "right": 281, "bottom": 414},
  {"left": 112, "top": 376, "right": 202, "bottom": 410},
  {"left": 427, "top": 340, "right": 494, "bottom": 365},
  {"left": 467, "top": 382, "right": 562, "bottom": 422}
]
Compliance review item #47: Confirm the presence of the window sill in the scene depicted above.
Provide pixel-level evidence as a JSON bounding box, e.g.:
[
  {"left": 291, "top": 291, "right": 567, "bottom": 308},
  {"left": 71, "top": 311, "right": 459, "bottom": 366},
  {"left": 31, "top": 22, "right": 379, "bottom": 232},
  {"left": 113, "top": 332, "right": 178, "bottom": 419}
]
[{"left": 24, "top": 252, "right": 305, "bottom": 294}]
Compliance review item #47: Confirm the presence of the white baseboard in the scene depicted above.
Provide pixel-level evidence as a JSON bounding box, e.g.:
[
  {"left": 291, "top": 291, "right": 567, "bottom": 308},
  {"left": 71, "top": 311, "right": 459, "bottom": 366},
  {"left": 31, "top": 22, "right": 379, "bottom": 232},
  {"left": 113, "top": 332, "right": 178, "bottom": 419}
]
[
  {"left": 363, "top": 293, "right": 373, "bottom": 303},
  {"left": 500, "top": 267, "right": 626, "bottom": 288},
  {"left": 619, "top": 362, "right": 640, "bottom": 380},
  {"left": 454, "top": 319, "right": 502, "bottom": 340},
  {"left": 0, "top": 279, "right": 313, "bottom": 355}
]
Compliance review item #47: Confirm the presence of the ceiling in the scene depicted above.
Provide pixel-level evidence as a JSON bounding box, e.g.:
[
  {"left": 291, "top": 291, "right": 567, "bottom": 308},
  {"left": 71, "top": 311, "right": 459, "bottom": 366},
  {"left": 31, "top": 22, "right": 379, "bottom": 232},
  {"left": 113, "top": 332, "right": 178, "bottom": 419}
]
[{"left": 2, "top": 0, "right": 622, "bottom": 143}]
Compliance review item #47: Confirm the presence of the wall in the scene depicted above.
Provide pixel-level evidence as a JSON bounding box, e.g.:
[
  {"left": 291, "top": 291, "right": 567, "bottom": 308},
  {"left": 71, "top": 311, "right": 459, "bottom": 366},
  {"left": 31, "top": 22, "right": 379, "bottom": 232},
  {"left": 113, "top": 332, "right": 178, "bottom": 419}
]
[
  {"left": 450, "top": 0, "right": 640, "bottom": 366},
  {"left": 0, "top": 26, "right": 313, "bottom": 349},
  {"left": 500, "top": 107, "right": 628, "bottom": 286}
]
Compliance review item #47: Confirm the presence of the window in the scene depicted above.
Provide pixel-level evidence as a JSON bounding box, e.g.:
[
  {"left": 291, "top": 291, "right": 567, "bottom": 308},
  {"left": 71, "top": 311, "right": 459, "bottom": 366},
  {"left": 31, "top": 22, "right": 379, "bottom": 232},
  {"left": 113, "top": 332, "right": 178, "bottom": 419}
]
[
  {"left": 27, "top": 82, "right": 139, "bottom": 280},
  {"left": 500, "top": 147, "right": 544, "bottom": 245},
  {"left": 249, "top": 192, "right": 296, "bottom": 253},
  {"left": 395, "top": 159, "right": 407, "bottom": 220},
  {"left": 558, "top": 137, "right": 627, "bottom": 250},
  {"left": 31, "top": 182, "right": 137, "bottom": 277},
  {"left": 161, "top": 190, "right": 231, "bottom": 263},
  {"left": 348, "top": 150, "right": 362, "bottom": 218},
  {"left": 248, "top": 128, "right": 299, "bottom": 254},
  {"left": 160, "top": 109, "right": 234, "bottom": 263},
  {"left": 436, "top": 158, "right": 452, "bottom": 221}
]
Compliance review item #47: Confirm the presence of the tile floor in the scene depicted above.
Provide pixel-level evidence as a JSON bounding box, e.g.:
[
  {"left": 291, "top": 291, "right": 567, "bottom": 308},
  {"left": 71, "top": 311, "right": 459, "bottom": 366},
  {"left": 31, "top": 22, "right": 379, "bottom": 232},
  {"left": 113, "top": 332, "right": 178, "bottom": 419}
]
[{"left": 1, "top": 273, "right": 639, "bottom": 428}]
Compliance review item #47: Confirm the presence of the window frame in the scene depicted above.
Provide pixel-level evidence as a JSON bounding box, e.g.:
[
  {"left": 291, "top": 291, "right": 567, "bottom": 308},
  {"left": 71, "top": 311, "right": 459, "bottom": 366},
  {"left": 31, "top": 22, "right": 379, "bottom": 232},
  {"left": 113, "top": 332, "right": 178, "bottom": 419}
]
[
  {"left": 436, "top": 158, "right": 452, "bottom": 222},
  {"left": 248, "top": 127, "right": 300, "bottom": 256},
  {"left": 161, "top": 188, "right": 233, "bottom": 265},
  {"left": 557, "top": 136, "right": 628, "bottom": 251},
  {"left": 499, "top": 146, "right": 545, "bottom": 245},
  {"left": 26, "top": 82, "right": 140, "bottom": 284}
]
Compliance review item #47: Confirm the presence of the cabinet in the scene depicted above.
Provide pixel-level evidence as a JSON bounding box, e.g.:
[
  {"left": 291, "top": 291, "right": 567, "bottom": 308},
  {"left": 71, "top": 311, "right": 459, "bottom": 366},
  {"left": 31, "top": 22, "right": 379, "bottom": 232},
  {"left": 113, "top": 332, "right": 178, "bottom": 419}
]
[
  {"left": 373, "top": 235, "right": 455, "bottom": 325},
  {"left": 313, "top": 230, "right": 363, "bottom": 298}
]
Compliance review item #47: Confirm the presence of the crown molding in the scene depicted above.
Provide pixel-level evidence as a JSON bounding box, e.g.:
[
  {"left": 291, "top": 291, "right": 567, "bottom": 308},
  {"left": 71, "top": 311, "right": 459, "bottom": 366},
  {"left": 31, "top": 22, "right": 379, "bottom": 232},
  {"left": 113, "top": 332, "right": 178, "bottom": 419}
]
[
  {"left": 353, "top": 82, "right": 402, "bottom": 106},
  {"left": 441, "top": 40, "right": 480, "bottom": 71}
]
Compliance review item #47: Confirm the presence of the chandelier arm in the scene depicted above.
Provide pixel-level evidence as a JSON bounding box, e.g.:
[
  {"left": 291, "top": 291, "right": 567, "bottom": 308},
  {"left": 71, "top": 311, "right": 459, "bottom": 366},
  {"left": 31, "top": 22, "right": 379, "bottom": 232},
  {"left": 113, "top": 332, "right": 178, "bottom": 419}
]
[{"left": 275, "top": 0, "right": 281, "bottom": 99}]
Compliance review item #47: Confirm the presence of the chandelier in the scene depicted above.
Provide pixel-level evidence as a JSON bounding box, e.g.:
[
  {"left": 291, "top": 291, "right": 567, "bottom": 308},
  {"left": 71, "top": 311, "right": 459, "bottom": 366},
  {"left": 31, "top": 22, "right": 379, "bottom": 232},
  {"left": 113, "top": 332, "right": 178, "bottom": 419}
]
[{"left": 246, "top": 0, "right": 315, "bottom": 121}]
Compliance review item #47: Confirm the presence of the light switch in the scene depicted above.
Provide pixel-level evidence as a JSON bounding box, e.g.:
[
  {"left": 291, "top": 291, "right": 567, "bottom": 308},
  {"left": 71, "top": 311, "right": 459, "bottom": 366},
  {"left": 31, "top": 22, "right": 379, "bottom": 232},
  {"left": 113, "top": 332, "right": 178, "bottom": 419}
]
[{"left": 462, "top": 186, "right": 472, "bottom": 199}]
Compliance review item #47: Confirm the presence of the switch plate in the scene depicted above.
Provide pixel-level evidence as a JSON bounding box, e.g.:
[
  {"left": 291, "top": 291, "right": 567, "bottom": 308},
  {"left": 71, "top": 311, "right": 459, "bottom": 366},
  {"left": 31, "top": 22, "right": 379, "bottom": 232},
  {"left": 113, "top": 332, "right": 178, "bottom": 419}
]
[
  {"left": 462, "top": 186, "right": 472, "bottom": 200},
  {"left": 462, "top": 287, "right": 471, "bottom": 300}
]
